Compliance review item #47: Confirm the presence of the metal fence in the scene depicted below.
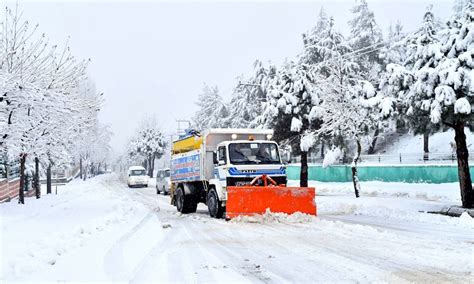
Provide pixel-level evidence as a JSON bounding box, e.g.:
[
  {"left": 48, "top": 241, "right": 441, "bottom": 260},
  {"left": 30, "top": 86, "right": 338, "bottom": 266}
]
[
  {"left": 290, "top": 152, "right": 471, "bottom": 165},
  {"left": 0, "top": 150, "right": 20, "bottom": 179}
]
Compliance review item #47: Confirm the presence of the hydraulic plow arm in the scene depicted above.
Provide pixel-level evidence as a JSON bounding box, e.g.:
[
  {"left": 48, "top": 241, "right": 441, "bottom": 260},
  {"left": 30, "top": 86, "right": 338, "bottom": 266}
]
[{"left": 226, "top": 175, "right": 317, "bottom": 219}]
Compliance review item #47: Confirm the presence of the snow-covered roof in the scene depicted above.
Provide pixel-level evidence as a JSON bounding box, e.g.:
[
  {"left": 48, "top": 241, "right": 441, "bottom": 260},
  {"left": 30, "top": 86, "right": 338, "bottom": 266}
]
[
  {"left": 128, "top": 166, "right": 146, "bottom": 171},
  {"left": 205, "top": 128, "right": 273, "bottom": 135}
]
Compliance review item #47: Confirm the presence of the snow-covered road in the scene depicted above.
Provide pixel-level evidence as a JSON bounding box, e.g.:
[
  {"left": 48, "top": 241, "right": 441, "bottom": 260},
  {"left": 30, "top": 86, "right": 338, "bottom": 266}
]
[{"left": 1, "top": 174, "right": 473, "bottom": 282}]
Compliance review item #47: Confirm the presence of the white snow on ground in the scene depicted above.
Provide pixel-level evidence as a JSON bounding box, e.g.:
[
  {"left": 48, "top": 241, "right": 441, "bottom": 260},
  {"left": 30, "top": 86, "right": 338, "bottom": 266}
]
[
  {"left": 1, "top": 174, "right": 473, "bottom": 282},
  {"left": 381, "top": 128, "right": 473, "bottom": 154},
  {"left": 230, "top": 209, "right": 314, "bottom": 224}
]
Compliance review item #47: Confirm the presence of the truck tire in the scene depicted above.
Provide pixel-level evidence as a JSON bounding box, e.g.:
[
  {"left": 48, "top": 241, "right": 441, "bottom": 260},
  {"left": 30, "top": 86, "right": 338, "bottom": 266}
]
[
  {"left": 176, "top": 187, "right": 197, "bottom": 214},
  {"left": 207, "top": 189, "right": 224, "bottom": 218}
]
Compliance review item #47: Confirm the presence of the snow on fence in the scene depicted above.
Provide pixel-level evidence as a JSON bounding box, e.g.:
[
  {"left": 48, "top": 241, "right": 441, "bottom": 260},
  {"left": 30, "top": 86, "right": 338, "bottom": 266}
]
[{"left": 290, "top": 152, "right": 469, "bottom": 165}]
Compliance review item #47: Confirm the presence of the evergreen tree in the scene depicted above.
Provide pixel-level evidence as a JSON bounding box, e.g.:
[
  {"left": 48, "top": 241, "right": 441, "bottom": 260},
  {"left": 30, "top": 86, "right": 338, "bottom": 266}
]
[
  {"left": 453, "top": 0, "right": 473, "bottom": 17},
  {"left": 263, "top": 61, "right": 320, "bottom": 187},
  {"left": 348, "top": 0, "right": 383, "bottom": 63},
  {"left": 192, "top": 84, "right": 230, "bottom": 131},
  {"left": 227, "top": 60, "right": 275, "bottom": 128},
  {"left": 348, "top": 0, "right": 384, "bottom": 154},
  {"left": 400, "top": 6, "right": 443, "bottom": 157},
  {"left": 301, "top": 7, "right": 329, "bottom": 65},
  {"left": 385, "top": 4, "right": 474, "bottom": 208},
  {"left": 381, "top": 21, "right": 407, "bottom": 66}
]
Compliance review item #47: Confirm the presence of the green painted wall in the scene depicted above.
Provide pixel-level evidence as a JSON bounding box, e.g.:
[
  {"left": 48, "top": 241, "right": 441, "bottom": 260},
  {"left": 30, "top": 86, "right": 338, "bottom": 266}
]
[{"left": 287, "top": 165, "right": 474, "bottom": 183}]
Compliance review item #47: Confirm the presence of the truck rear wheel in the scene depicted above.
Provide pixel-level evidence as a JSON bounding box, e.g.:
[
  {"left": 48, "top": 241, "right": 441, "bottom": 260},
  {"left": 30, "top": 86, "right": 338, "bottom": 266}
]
[
  {"left": 207, "top": 189, "right": 224, "bottom": 218},
  {"left": 176, "top": 187, "right": 197, "bottom": 214}
]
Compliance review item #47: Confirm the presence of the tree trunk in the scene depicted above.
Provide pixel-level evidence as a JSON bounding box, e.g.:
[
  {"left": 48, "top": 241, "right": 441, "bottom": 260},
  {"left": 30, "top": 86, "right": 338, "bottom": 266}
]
[
  {"left": 454, "top": 123, "right": 473, "bottom": 208},
  {"left": 320, "top": 141, "right": 325, "bottom": 158},
  {"left": 34, "top": 157, "right": 40, "bottom": 199},
  {"left": 423, "top": 131, "right": 430, "bottom": 160},
  {"left": 79, "top": 157, "right": 83, "bottom": 180},
  {"left": 149, "top": 154, "right": 155, "bottom": 178},
  {"left": 18, "top": 153, "right": 27, "bottom": 204},
  {"left": 368, "top": 128, "right": 380, "bottom": 155},
  {"left": 300, "top": 151, "right": 308, "bottom": 187},
  {"left": 351, "top": 139, "right": 361, "bottom": 198},
  {"left": 46, "top": 163, "right": 52, "bottom": 194}
]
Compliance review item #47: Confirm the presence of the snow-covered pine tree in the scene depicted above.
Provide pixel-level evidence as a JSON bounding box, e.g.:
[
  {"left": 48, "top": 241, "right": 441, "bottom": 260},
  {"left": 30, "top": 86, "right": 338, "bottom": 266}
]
[
  {"left": 347, "top": 0, "right": 385, "bottom": 154},
  {"left": 348, "top": 0, "right": 383, "bottom": 63},
  {"left": 453, "top": 0, "right": 473, "bottom": 17},
  {"left": 382, "top": 6, "right": 444, "bottom": 159},
  {"left": 381, "top": 21, "right": 407, "bottom": 66},
  {"left": 262, "top": 59, "right": 321, "bottom": 187},
  {"left": 192, "top": 84, "right": 230, "bottom": 131},
  {"left": 301, "top": 7, "right": 329, "bottom": 65},
  {"left": 385, "top": 4, "right": 474, "bottom": 208},
  {"left": 227, "top": 60, "right": 275, "bottom": 128}
]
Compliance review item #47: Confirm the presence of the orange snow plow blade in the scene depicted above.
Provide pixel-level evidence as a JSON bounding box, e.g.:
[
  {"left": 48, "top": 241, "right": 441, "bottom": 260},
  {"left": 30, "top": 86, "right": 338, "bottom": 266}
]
[{"left": 225, "top": 175, "right": 316, "bottom": 219}]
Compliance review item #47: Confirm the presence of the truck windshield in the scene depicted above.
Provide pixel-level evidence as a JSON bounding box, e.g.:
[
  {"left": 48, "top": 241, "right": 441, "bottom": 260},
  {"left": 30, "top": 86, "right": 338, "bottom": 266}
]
[{"left": 229, "top": 143, "right": 281, "bottom": 165}]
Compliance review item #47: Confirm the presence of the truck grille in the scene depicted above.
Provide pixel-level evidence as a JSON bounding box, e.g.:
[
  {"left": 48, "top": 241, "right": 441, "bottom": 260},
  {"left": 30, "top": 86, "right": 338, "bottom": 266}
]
[{"left": 227, "top": 176, "right": 287, "bottom": 186}]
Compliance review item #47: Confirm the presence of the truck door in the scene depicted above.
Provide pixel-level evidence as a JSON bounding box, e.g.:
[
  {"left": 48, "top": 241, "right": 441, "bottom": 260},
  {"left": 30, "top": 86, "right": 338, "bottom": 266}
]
[{"left": 215, "top": 146, "right": 227, "bottom": 185}]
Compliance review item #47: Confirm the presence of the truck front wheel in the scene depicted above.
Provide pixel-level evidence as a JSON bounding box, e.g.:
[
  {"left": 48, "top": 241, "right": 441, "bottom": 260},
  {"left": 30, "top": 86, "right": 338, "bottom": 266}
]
[
  {"left": 207, "top": 189, "right": 224, "bottom": 218},
  {"left": 176, "top": 187, "right": 197, "bottom": 214}
]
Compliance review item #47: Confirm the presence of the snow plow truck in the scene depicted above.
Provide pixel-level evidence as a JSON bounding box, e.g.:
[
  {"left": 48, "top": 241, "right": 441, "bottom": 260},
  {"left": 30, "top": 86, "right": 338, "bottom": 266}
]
[{"left": 170, "top": 128, "right": 317, "bottom": 219}]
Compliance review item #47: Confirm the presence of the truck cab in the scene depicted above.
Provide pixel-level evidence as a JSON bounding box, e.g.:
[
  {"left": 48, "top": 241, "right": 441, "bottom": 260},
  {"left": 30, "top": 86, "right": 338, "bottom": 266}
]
[{"left": 212, "top": 140, "right": 287, "bottom": 201}]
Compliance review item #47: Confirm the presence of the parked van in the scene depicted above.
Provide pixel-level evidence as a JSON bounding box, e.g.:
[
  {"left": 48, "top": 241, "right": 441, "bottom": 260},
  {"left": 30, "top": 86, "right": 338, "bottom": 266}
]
[
  {"left": 156, "top": 168, "right": 171, "bottom": 194},
  {"left": 127, "top": 166, "right": 149, "bottom": 188}
]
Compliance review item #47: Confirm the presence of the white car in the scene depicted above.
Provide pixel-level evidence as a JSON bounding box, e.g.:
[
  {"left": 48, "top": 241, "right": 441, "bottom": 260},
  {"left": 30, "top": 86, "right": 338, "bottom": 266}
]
[
  {"left": 127, "top": 166, "right": 149, "bottom": 188},
  {"left": 156, "top": 168, "right": 171, "bottom": 195}
]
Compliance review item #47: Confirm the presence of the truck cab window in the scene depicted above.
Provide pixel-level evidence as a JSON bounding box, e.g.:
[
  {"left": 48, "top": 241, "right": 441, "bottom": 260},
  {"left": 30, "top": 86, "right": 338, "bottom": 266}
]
[{"left": 218, "top": 146, "right": 226, "bottom": 164}]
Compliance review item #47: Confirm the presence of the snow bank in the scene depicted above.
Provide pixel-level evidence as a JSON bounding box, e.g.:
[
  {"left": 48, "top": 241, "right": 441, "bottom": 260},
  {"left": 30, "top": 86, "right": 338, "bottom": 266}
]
[
  {"left": 287, "top": 180, "right": 474, "bottom": 230},
  {"left": 288, "top": 180, "right": 461, "bottom": 202},
  {"left": 230, "top": 209, "right": 315, "bottom": 224},
  {"left": 0, "top": 174, "right": 160, "bottom": 281}
]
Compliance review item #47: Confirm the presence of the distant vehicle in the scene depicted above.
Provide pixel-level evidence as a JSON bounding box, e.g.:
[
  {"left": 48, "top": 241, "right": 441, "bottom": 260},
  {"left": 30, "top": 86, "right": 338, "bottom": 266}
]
[
  {"left": 127, "top": 166, "right": 149, "bottom": 188},
  {"left": 105, "top": 169, "right": 112, "bottom": 174},
  {"left": 156, "top": 168, "right": 171, "bottom": 195}
]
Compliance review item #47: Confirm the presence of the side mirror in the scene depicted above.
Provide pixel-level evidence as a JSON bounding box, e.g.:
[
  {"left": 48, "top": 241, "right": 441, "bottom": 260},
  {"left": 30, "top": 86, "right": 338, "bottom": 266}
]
[
  {"left": 281, "top": 152, "right": 290, "bottom": 164},
  {"left": 213, "top": 151, "right": 218, "bottom": 165}
]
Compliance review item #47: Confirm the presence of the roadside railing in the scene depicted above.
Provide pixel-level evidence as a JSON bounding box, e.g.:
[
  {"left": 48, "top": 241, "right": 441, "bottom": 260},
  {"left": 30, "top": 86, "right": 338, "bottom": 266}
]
[{"left": 290, "top": 152, "right": 472, "bottom": 165}]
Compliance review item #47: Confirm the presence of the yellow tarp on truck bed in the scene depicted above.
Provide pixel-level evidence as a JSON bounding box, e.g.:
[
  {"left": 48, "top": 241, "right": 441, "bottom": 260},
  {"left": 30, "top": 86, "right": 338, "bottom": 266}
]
[{"left": 172, "top": 135, "right": 203, "bottom": 154}]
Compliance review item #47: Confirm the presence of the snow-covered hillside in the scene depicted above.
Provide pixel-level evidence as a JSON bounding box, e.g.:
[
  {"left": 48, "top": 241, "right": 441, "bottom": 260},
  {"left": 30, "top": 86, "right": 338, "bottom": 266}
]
[
  {"left": 379, "top": 129, "right": 474, "bottom": 154},
  {"left": 1, "top": 174, "right": 472, "bottom": 282}
]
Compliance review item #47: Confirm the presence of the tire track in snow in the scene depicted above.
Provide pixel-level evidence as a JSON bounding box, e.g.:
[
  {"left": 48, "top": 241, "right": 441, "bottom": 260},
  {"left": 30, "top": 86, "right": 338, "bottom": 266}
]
[
  {"left": 128, "top": 198, "right": 252, "bottom": 283},
  {"left": 256, "top": 218, "right": 469, "bottom": 282},
  {"left": 103, "top": 211, "right": 157, "bottom": 280},
  {"left": 108, "top": 180, "right": 248, "bottom": 283},
  {"left": 183, "top": 220, "right": 289, "bottom": 283}
]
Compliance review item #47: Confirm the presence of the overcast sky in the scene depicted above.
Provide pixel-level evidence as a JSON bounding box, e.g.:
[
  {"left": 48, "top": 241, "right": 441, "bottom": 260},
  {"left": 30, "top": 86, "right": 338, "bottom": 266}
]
[{"left": 16, "top": 0, "right": 453, "bottom": 153}]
